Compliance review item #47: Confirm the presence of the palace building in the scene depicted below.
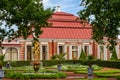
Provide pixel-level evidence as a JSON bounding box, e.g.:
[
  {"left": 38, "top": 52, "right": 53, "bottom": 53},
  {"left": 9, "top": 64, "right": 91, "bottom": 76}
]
[{"left": 1, "top": 8, "right": 120, "bottom": 61}]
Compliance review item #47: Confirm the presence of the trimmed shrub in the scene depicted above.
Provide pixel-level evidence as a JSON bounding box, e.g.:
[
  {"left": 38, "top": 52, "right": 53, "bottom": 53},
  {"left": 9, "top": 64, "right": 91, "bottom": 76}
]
[
  {"left": 110, "top": 47, "right": 118, "bottom": 60},
  {"left": 79, "top": 48, "right": 86, "bottom": 61},
  {"left": 5, "top": 71, "right": 67, "bottom": 79}
]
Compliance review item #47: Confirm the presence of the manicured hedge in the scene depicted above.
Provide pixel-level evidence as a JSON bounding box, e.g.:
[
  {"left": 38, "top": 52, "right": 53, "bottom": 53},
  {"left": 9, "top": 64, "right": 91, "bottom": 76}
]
[
  {"left": 5, "top": 71, "right": 67, "bottom": 79},
  {"left": 3, "top": 61, "right": 31, "bottom": 67},
  {"left": 3, "top": 60, "right": 120, "bottom": 69},
  {"left": 93, "top": 60, "right": 120, "bottom": 69}
]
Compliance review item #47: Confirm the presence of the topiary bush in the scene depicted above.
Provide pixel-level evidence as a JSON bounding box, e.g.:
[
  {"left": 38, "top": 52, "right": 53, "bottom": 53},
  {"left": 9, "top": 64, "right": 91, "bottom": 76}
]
[
  {"left": 5, "top": 71, "right": 67, "bottom": 79},
  {"left": 110, "top": 47, "right": 118, "bottom": 60},
  {"left": 79, "top": 48, "right": 87, "bottom": 61}
]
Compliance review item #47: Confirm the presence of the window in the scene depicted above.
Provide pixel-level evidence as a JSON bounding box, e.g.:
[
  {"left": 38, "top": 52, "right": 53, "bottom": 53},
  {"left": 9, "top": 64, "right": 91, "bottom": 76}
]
[
  {"left": 100, "top": 46, "right": 104, "bottom": 53},
  {"left": 42, "top": 45, "right": 47, "bottom": 60},
  {"left": 99, "top": 46, "right": 104, "bottom": 59},
  {"left": 58, "top": 46, "right": 64, "bottom": 54},
  {"left": 72, "top": 46, "right": 78, "bottom": 59},
  {"left": 84, "top": 46, "right": 89, "bottom": 56},
  {"left": 5, "top": 47, "right": 18, "bottom": 61},
  {"left": 27, "top": 46, "right": 32, "bottom": 60}
]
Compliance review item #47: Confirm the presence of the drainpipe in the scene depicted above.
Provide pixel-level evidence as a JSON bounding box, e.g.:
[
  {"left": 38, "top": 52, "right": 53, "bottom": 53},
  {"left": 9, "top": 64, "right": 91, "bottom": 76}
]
[{"left": 52, "top": 40, "right": 54, "bottom": 56}]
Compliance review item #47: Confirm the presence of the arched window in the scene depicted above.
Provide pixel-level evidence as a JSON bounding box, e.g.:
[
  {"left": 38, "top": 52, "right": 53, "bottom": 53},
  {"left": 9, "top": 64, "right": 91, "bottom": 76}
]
[{"left": 5, "top": 47, "right": 18, "bottom": 61}]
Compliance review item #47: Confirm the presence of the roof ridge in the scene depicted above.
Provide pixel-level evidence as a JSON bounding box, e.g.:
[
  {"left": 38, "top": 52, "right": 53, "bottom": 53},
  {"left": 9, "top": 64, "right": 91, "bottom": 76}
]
[
  {"left": 48, "top": 19, "right": 80, "bottom": 22},
  {"left": 47, "top": 27, "right": 92, "bottom": 29},
  {"left": 53, "top": 12, "right": 74, "bottom": 16}
]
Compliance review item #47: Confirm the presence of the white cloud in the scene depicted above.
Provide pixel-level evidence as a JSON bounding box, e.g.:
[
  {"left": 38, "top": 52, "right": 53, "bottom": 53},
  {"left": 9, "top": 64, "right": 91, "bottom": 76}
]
[
  {"left": 42, "top": 0, "right": 83, "bottom": 16},
  {"left": 42, "top": 0, "right": 56, "bottom": 8},
  {"left": 42, "top": 0, "right": 51, "bottom": 8}
]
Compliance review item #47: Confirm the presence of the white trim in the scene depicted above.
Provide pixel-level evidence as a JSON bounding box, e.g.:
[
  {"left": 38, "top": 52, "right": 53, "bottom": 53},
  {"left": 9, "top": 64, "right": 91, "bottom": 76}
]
[
  {"left": 116, "top": 45, "right": 119, "bottom": 58},
  {"left": 26, "top": 42, "right": 32, "bottom": 45},
  {"left": 40, "top": 45, "right": 42, "bottom": 60},
  {"left": 64, "top": 45, "right": 67, "bottom": 59},
  {"left": 25, "top": 45, "right": 27, "bottom": 60},
  {"left": 78, "top": 45, "right": 81, "bottom": 59},
  {"left": 104, "top": 45, "right": 107, "bottom": 60},
  {"left": 98, "top": 45, "right": 107, "bottom": 60},
  {"left": 69, "top": 45, "right": 72, "bottom": 60},
  {"left": 98, "top": 46, "right": 100, "bottom": 59},
  {"left": 83, "top": 43, "right": 90, "bottom": 45},
  {"left": 41, "top": 42, "right": 48, "bottom": 44},
  {"left": 89, "top": 45, "right": 92, "bottom": 55},
  {"left": 58, "top": 42, "right": 65, "bottom": 45},
  {"left": 47, "top": 44, "right": 49, "bottom": 60},
  {"left": 17, "top": 47, "right": 20, "bottom": 61}
]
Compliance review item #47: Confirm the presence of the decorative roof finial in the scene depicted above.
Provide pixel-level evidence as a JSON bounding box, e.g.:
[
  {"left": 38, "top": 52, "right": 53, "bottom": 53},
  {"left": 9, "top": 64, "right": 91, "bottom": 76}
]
[{"left": 56, "top": 5, "right": 60, "bottom": 12}]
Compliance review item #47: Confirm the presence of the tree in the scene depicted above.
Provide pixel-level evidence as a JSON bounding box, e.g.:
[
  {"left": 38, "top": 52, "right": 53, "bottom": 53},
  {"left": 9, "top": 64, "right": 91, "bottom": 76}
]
[
  {"left": 51, "top": 53, "right": 66, "bottom": 71},
  {"left": 0, "top": 0, "right": 54, "bottom": 61},
  {"left": 0, "top": 54, "right": 5, "bottom": 69},
  {"left": 110, "top": 47, "right": 118, "bottom": 60},
  {"left": 78, "top": 0, "right": 120, "bottom": 51},
  {"left": 0, "top": 0, "right": 54, "bottom": 43},
  {"left": 79, "top": 49, "right": 86, "bottom": 60}
]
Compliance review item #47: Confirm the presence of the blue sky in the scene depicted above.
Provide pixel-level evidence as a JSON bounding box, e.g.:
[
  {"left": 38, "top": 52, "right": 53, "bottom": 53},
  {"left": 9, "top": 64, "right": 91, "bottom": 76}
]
[
  {"left": 43, "top": 0, "right": 83, "bottom": 16},
  {"left": 1, "top": 0, "right": 83, "bottom": 31}
]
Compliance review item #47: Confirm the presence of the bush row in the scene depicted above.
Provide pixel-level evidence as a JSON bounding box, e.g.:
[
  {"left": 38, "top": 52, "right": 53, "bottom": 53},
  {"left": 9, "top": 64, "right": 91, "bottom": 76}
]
[
  {"left": 3, "top": 60, "right": 120, "bottom": 69},
  {"left": 5, "top": 71, "right": 66, "bottom": 79},
  {"left": 3, "top": 61, "right": 31, "bottom": 67},
  {"left": 93, "top": 60, "right": 120, "bottom": 69}
]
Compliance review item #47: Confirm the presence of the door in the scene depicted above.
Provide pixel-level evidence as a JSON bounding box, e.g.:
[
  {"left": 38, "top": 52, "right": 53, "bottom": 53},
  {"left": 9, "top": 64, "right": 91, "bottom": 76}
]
[
  {"left": 42, "top": 45, "right": 47, "bottom": 60},
  {"left": 27, "top": 46, "right": 32, "bottom": 60}
]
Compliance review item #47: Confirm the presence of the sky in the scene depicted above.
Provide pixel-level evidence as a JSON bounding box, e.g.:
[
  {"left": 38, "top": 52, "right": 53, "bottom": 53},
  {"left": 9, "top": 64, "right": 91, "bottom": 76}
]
[
  {"left": 42, "top": 0, "right": 83, "bottom": 16},
  {"left": 1, "top": 0, "right": 83, "bottom": 31}
]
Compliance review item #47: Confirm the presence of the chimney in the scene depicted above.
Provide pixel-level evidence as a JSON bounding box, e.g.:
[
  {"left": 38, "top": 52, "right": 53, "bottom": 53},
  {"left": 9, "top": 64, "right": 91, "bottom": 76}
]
[{"left": 56, "top": 6, "right": 60, "bottom": 12}]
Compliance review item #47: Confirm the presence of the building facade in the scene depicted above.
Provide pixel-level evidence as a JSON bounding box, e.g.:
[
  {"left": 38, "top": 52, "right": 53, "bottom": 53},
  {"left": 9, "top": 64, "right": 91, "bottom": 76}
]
[{"left": 1, "top": 11, "right": 120, "bottom": 61}]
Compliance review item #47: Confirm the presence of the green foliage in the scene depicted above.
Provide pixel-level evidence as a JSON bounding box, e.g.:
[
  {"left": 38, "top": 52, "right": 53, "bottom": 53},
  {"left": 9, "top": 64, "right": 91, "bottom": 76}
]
[
  {"left": 4, "top": 61, "right": 31, "bottom": 67},
  {"left": 94, "top": 60, "right": 120, "bottom": 69},
  {"left": 0, "top": 0, "right": 54, "bottom": 45},
  {"left": 110, "top": 47, "right": 118, "bottom": 60},
  {"left": 79, "top": 49, "right": 86, "bottom": 60},
  {"left": 94, "top": 73, "right": 118, "bottom": 78},
  {"left": 5, "top": 72, "right": 25, "bottom": 79},
  {"left": 51, "top": 53, "right": 66, "bottom": 64},
  {"left": 86, "top": 55, "right": 95, "bottom": 61},
  {"left": 5, "top": 71, "right": 66, "bottom": 79},
  {"left": 78, "top": 0, "right": 120, "bottom": 50},
  {"left": 0, "top": 54, "right": 5, "bottom": 69},
  {"left": 51, "top": 53, "right": 66, "bottom": 60}
]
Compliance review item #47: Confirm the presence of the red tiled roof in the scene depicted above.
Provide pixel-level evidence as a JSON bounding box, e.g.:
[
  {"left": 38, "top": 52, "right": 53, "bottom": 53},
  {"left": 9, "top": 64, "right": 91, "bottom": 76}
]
[
  {"left": 48, "top": 20, "right": 91, "bottom": 28},
  {"left": 39, "top": 27, "right": 92, "bottom": 39},
  {"left": 26, "top": 11, "right": 92, "bottom": 39},
  {"left": 50, "top": 14, "right": 78, "bottom": 21}
]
